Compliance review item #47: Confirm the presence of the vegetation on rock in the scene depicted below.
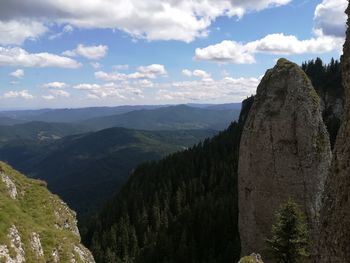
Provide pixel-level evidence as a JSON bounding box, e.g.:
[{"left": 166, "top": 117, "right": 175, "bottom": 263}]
[
  {"left": 0, "top": 162, "right": 94, "bottom": 263},
  {"left": 267, "top": 200, "right": 310, "bottom": 263}
]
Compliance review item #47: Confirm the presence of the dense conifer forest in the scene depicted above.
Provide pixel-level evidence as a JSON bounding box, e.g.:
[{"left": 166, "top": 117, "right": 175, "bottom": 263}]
[{"left": 83, "top": 97, "right": 254, "bottom": 263}]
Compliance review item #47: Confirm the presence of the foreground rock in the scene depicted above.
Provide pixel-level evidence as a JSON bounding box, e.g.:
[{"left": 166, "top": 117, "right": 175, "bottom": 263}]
[
  {"left": 0, "top": 162, "right": 95, "bottom": 263},
  {"left": 238, "top": 253, "right": 264, "bottom": 263},
  {"left": 238, "top": 59, "right": 332, "bottom": 258},
  {"left": 319, "top": 2, "right": 350, "bottom": 261}
]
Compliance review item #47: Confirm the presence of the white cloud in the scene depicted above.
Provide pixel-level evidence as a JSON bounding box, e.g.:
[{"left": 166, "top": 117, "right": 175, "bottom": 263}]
[
  {"left": 0, "top": 0, "right": 291, "bottom": 43},
  {"left": 49, "top": 89, "right": 70, "bottom": 97},
  {"left": 10, "top": 69, "right": 24, "bottom": 79},
  {"left": 137, "top": 79, "right": 154, "bottom": 88},
  {"left": 3, "top": 90, "right": 34, "bottom": 100},
  {"left": 0, "top": 20, "right": 47, "bottom": 45},
  {"left": 42, "top": 94, "right": 55, "bottom": 100},
  {"left": 314, "top": 0, "right": 347, "bottom": 38},
  {"left": 73, "top": 82, "right": 126, "bottom": 99},
  {"left": 182, "top": 69, "right": 193, "bottom": 77},
  {"left": 73, "top": 83, "right": 102, "bottom": 90},
  {"left": 0, "top": 47, "right": 81, "bottom": 68},
  {"left": 195, "top": 40, "right": 256, "bottom": 64},
  {"left": 63, "top": 44, "right": 108, "bottom": 60},
  {"left": 49, "top": 24, "right": 74, "bottom": 40},
  {"left": 193, "top": 70, "right": 211, "bottom": 79},
  {"left": 182, "top": 69, "right": 212, "bottom": 80},
  {"left": 195, "top": 0, "right": 347, "bottom": 64},
  {"left": 246, "top": 33, "right": 342, "bottom": 55},
  {"left": 41, "top": 88, "right": 70, "bottom": 100},
  {"left": 137, "top": 64, "right": 167, "bottom": 76},
  {"left": 42, "top": 82, "right": 68, "bottom": 89},
  {"left": 195, "top": 33, "right": 343, "bottom": 63},
  {"left": 90, "top": 62, "right": 102, "bottom": 69},
  {"left": 113, "top": 64, "right": 129, "bottom": 71},
  {"left": 156, "top": 76, "right": 260, "bottom": 102},
  {"left": 95, "top": 64, "right": 167, "bottom": 81}
]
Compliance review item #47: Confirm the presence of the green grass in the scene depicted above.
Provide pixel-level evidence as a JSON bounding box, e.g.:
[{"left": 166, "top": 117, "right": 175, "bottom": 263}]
[{"left": 0, "top": 162, "right": 87, "bottom": 263}]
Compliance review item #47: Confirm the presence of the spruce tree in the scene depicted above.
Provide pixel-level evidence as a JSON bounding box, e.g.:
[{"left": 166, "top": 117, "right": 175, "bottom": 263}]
[{"left": 267, "top": 199, "right": 310, "bottom": 263}]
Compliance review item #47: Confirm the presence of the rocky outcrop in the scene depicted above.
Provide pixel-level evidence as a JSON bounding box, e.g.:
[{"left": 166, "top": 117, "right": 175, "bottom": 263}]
[
  {"left": 238, "top": 253, "right": 264, "bottom": 263},
  {"left": 318, "top": 2, "right": 350, "bottom": 261},
  {"left": 238, "top": 59, "right": 332, "bottom": 258},
  {"left": 0, "top": 162, "right": 95, "bottom": 263}
]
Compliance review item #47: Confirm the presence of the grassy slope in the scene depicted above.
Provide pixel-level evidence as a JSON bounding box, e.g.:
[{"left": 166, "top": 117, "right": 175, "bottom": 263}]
[{"left": 0, "top": 162, "right": 84, "bottom": 263}]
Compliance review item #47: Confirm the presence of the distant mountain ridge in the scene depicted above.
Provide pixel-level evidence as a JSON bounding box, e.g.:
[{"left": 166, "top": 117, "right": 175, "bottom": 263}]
[
  {"left": 81, "top": 104, "right": 239, "bottom": 131},
  {"left": 0, "top": 103, "right": 241, "bottom": 125}
]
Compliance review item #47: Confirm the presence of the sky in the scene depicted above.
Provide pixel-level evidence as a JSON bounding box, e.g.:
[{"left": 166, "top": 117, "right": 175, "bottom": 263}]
[{"left": 0, "top": 0, "right": 347, "bottom": 109}]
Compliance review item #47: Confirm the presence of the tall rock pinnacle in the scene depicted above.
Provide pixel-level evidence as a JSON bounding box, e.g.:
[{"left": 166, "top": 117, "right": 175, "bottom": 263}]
[
  {"left": 319, "top": 2, "right": 350, "bottom": 261},
  {"left": 238, "top": 58, "right": 332, "bottom": 259}
]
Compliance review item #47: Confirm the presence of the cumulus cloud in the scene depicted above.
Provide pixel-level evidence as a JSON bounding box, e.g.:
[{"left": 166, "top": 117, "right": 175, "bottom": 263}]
[
  {"left": 63, "top": 44, "right": 108, "bottom": 60},
  {"left": 156, "top": 76, "right": 260, "bottom": 102},
  {"left": 314, "top": 0, "right": 347, "bottom": 38},
  {"left": 73, "top": 83, "right": 102, "bottom": 90},
  {"left": 73, "top": 82, "right": 126, "bottom": 99},
  {"left": 3, "top": 90, "right": 34, "bottom": 99},
  {"left": 49, "top": 89, "right": 70, "bottom": 97},
  {"left": 195, "top": 33, "right": 343, "bottom": 63},
  {"left": 133, "top": 64, "right": 167, "bottom": 78},
  {"left": 0, "top": 0, "right": 291, "bottom": 42},
  {"left": 0, "top": 47, "right": 81, "bottom": 68},
  {"left": 182, "top": 69, "right": 193, "bottom": 77},
  {"left": 42, "top": 94, "right": 55, "bottom": 100},
  {"left": 41, "top": 82, "right": 68, "bottom": 89},
  {"left": 10, "top": 69, "right": 24, "bottom": 79},
  {"left": 0, "top": 20, "right": 47, "bottom": 45},
  {"left": 94, "top": 71, "right": 127, "bottom": 82},
  {"left": 41, "top": 88, "right": 70, "bottom": 100},
  {"left": 195, "top": 0, "right": 347, "bottom": 64},
  {"left": 95, "top": 64, "right": 167, "bottom": 81},
  {"left": 182, "top": 69, "right": 212, "bottom": 80}
]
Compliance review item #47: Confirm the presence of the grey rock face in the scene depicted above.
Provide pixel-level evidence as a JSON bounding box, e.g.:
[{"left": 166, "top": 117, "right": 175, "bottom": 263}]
[
  {"left": 238, "top": 59, "right": 332, "bottom": 258},
  {"left": 319, "top": 2, "right": 350, "bottom": 261}
]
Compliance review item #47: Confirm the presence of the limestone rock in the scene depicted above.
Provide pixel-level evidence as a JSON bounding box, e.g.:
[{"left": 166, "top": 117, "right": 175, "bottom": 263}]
[
  {"left": 1, "top": 172, "right": 17, "bottom": 199},
  {"left": 238, "top": 59, "right": 332, "bottom": 258},
  {"left": 238, "top": 253, "right": 264, "bottom": 263},
  {"left": 318, "top": 2, "right": 350, "bottom": 261},
  {"left": 0, "top": 162, "right": 95, "bottom": 263}
]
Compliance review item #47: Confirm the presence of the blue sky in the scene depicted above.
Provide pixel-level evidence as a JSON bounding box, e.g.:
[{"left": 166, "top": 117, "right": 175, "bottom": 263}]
[{"left": 0, "top": 0, "right": 347, "bottom": 109}]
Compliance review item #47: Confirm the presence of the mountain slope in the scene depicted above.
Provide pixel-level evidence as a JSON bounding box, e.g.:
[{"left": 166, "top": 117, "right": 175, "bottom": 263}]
[
  {"left": 83, "top": 97, "right": 254, "bottom": 263},
  {"left": 0, "top": 105, "right": 163, "bottom": 123},
  {"left": 82, "top": 105, "right": 240, "bottom": 131},
  {"left": 0, "top": 121, "right": 89, "bottom": 144},
  {"left": 0, "top": 128, "right": 216, "bottom": 215},
  {"left": 0, "top": 162, "right": 95, "bottom": 263}
]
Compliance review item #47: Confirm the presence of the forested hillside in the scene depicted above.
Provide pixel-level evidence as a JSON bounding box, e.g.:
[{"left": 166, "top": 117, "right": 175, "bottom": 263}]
[
  {"left": 302, "top": 58, "right": 343, "bottom": 147},
  {"left": 83, "top": 97, "right": 254, "bottom": 263},
  {"left": 0, "top": 127, "right": 215, "bottom": 215}
]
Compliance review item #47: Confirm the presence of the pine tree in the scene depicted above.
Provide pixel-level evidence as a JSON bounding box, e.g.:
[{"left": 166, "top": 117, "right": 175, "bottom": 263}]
[{"left": 267, "top": 199, "right": 310, "bottom": 263}]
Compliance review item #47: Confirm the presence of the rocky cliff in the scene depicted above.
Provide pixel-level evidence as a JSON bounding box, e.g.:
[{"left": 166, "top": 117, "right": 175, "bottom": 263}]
[
  {"left": 0, "top": 162, "right": 95, "bottom": 263},
  {"left": 238, "top": 59, "right": 332, "bottom": 258},
  {"left": 319, "top": 2, "right": 350, "bottom": 261}
]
